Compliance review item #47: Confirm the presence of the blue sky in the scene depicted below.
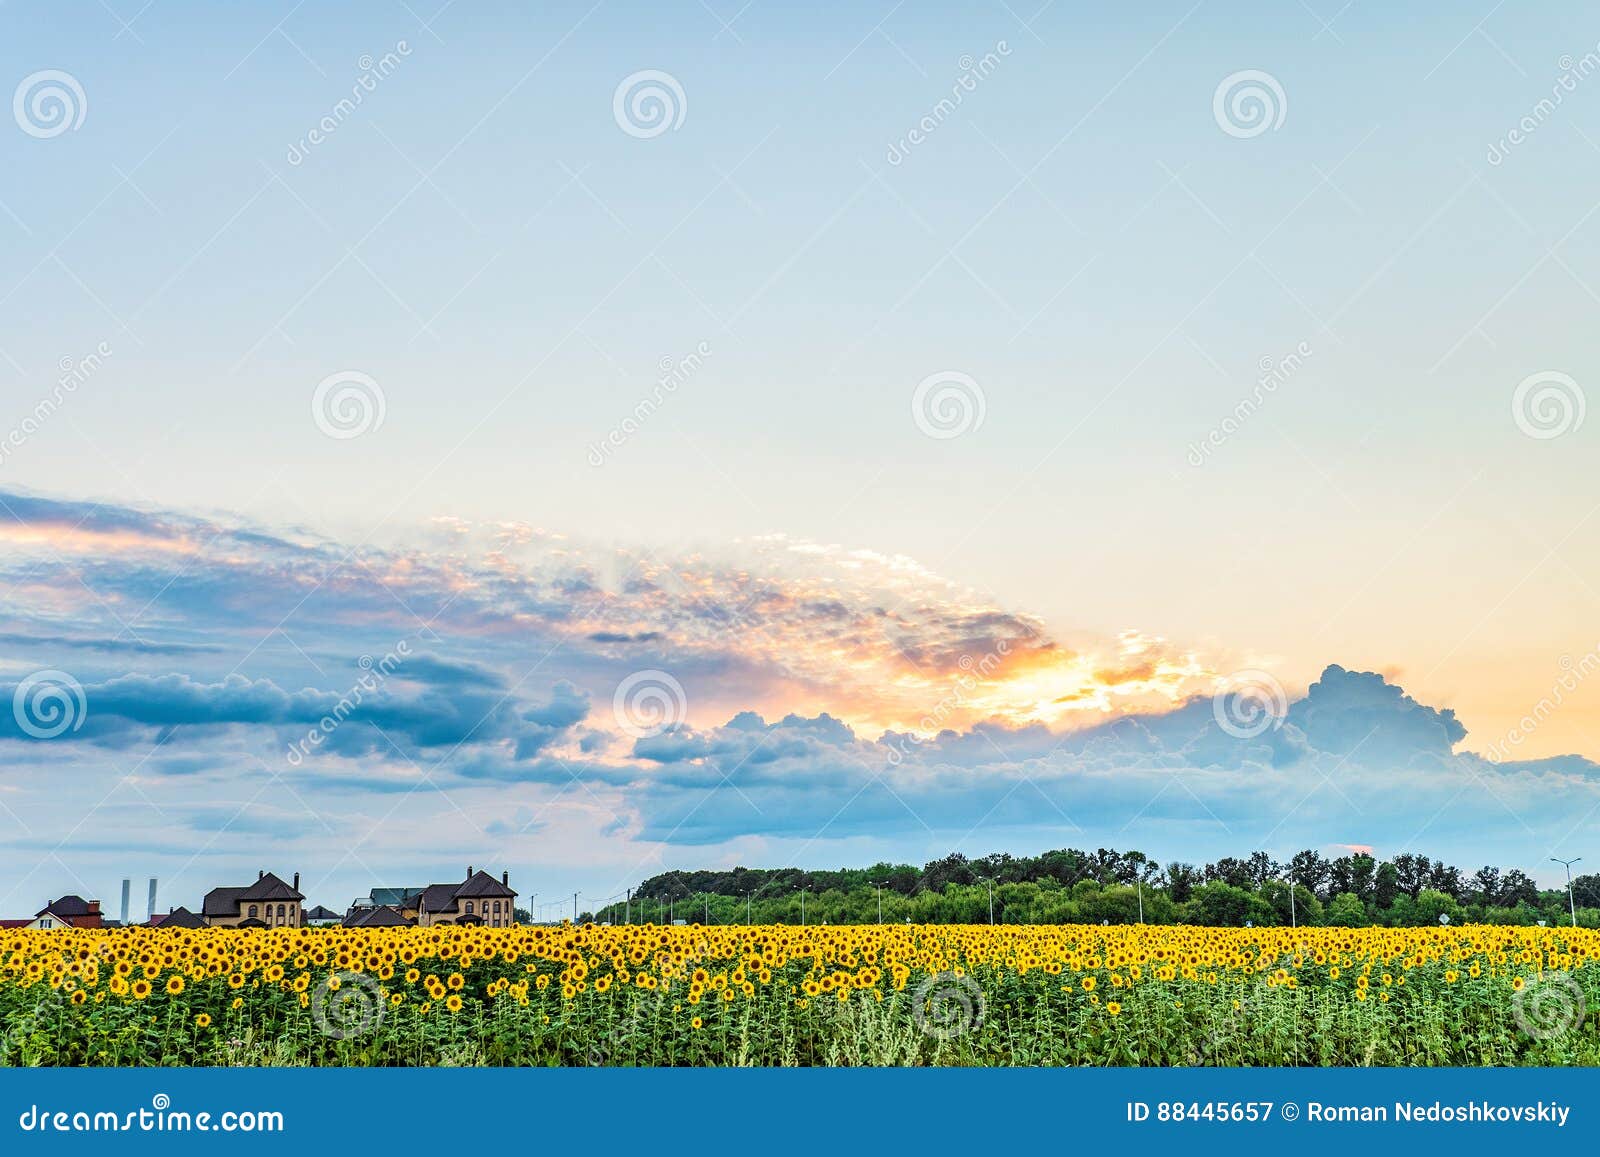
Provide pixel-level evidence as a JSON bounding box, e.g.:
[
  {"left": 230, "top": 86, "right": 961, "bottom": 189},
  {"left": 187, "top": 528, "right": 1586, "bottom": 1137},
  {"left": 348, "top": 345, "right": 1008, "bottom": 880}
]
[{"left": 2, "top": 1, "right": 1599, "bottom": 914}]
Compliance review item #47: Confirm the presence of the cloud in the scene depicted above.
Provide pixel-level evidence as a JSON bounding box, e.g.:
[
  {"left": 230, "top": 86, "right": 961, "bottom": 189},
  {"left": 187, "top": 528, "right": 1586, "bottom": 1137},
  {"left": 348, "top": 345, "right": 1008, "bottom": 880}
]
[{"left": 0, "top": 489, "right": 1597, "bottom": 890}]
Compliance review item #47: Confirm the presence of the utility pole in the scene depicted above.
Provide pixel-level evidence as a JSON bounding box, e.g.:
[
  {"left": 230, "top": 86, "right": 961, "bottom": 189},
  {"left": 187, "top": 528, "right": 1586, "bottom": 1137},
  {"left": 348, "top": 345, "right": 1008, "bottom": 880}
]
[
  {"left": 1553, "top": 857, "right": 1583, "bottom": 927},
  {"left": 1136, "top": 877, "right": 1144, "bottom": 924},
  {"left": 745, "top": 891, "right": 751, "bottom": 925},
  {"left": 1289, "top": 878, "right": 1296, "bottom": 928},
  {"left": 981, "top": 876, "right": 993, "bottom": 924},
  {"left": 874, "top": 883, "right": 882, "bottom": 924},
  {"left": 573, "top": 892, "right": 578, "bottom": 922},
  {"left": 625, "top": 888, "right": 631, "bottom": 924},
  {"left": 800, "top": 886, "right": 806, "bottom": 926}
]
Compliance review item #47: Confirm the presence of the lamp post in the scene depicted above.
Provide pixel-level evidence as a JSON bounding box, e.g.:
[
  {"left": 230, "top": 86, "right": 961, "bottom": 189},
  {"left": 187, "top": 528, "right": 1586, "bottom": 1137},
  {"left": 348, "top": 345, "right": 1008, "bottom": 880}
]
[{"left": 1553, "top": 857, "right": 1582, "bottom": 927}]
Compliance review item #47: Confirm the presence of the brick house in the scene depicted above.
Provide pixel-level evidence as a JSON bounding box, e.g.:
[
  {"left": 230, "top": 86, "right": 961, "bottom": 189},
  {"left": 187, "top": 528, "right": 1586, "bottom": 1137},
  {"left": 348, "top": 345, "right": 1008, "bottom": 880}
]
[
  {"left": 202, "top": 871, "right": 304, "bottom": 927},
  {"left": 400, "top": 867, "right": 517, "bottom": 927},
  {"left": 151, "top": 906, "right": 207, "bottom": 929},
  {"left": 31, "top": 895, "right": 104, "bottom": 929}
]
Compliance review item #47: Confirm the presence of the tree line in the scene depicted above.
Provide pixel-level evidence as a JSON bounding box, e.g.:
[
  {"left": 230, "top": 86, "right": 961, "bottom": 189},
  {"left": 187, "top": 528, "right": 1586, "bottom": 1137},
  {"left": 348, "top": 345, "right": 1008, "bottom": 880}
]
[{"left": 584, "top": 847, "right": 1599, "bottom": 927}]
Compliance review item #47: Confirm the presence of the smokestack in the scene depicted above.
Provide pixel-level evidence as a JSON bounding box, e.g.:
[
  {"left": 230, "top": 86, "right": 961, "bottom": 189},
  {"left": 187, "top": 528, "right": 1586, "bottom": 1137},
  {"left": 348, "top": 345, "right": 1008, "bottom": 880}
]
[
  {"left": 146, "top": 878, "right": 157, "bottom": 921},
  {"left": 120, "top": 879, "right": 130, "bottom": 926},
  {"left": 293, "top": 872, "right": 300, "bottom": 891}
]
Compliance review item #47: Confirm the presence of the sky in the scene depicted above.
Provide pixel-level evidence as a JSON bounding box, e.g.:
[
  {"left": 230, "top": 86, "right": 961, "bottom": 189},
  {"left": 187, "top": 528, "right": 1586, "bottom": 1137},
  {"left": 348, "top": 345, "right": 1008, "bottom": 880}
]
[{"left": 1, "top": 1, "right": 1598, "bottom": 915}]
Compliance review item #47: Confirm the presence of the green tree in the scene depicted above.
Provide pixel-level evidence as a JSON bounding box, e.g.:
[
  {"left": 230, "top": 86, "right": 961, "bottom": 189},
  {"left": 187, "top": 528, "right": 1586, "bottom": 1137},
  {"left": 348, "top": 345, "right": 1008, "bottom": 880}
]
[
  {"left": 1186, "top": 882, "right": 1276, "bottom": 927},
  {"left": 1325, "top": 892, "right": 1369, "bottom": 927}
]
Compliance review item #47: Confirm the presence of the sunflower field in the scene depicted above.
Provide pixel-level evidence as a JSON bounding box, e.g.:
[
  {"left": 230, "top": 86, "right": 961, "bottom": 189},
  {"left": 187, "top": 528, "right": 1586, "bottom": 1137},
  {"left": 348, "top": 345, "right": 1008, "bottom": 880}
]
[{"left": 2, "top": 922, "right": 1597, "bottom": 1066}]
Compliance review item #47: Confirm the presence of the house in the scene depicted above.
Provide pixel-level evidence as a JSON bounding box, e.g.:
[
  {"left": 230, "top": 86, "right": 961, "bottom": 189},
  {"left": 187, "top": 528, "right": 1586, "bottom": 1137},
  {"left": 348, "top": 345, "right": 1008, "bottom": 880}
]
[
  {"left": 151, "top": 906, "right": 206, "bottom": 930},
  {"left": 302, "top": 905, "right": 342, "bottom": 926},
  {"left": 350, "top": 886, "right": 424, "bottom": 910},
  {"left": 400, "top": 867, "right": 517, "bottom": 927},
  {"left": 202, "top": 871, "right": 304, "bottom": 927},
  {"left": 31, "top": 895, "right": 104, "bottom": 929},
  {"left": 343, "top": 904, "right": 412, "bottom": 928}
]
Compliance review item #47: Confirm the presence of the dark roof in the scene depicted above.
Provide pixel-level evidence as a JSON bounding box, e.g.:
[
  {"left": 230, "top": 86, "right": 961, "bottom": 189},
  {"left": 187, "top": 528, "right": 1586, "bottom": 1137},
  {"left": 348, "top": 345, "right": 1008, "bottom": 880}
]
[
  {"left": 203, "top": 873, "right": 304, "bottom": 916},
  {"left": 36, "top": 894, "right": 92, "bottom": 918},
  {"left": 156, "top": 907, "right": 206, "bottom": 930},
  {"left": 202, "top": 886, "right": 248, "bottom": 917},
  {"left": 402, "top": 871, "right": 517, "bottom": 914},
  {"left": 456, "top": 870, "right": 516, "bottom": 899},
  {"left": 236, "top": 917, "right": 268, "bottom": 928},
  {"left": 239, "top": 872, "right": 303, "bottom": 902},
  {"left": 409, "top": 883, "right": 464, "bottom": 914},
  {"left": 303, "top": 905, "right": 340, "bottom": 921},
  {"left": 343, "top": 904, "right": 412, "bottom": 927}
]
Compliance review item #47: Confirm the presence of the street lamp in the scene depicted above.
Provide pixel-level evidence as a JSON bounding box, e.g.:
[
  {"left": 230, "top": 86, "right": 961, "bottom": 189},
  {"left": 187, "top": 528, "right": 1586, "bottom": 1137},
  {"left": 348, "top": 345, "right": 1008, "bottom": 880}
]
[{"left": 1552, "top": 857, "right": 1582, "bottom": 928}]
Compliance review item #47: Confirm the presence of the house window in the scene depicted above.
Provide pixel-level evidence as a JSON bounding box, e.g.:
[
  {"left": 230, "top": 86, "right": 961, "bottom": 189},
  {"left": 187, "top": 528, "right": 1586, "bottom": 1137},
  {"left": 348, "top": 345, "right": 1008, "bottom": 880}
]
[
  {"left": 465, "top": 900, "right": 474, "bottom": 914},
  {"left": 248, "top": 905, "right": 258, "bottom": 918}
]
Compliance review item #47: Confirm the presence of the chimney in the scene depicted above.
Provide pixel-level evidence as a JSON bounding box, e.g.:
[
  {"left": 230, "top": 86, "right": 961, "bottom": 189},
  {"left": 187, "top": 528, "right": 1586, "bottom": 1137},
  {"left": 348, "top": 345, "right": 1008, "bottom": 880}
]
[
  {"left": 87, "top": 900, "right": 100, "bottom": 915},
  {"left": 258, "top": 869, "right": 265, "bottom": 880},
  {"left": 120, "top": 879, "right": 130, "bottom": 926},
  {"left": 293, "top": 872, "right": 300, "bottom": 891},
  {"left": 501, "top": 870, "right": 508, "bottom": 887},
  {"left": 467, "top": 865, "right": 473, "bottom": 880}
]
